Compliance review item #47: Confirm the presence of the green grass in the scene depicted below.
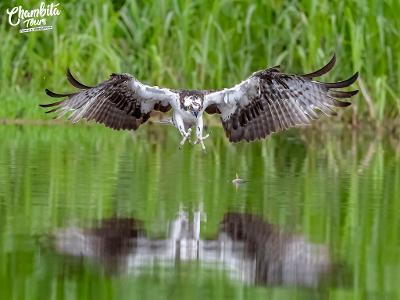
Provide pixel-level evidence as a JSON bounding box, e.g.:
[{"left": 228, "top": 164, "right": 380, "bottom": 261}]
[{"left": 0, "top": 0, "right": 399, "bottom": 121}]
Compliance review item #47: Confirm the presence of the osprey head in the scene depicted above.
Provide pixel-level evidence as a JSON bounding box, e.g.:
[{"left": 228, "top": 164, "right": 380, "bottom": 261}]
[{"left": 182, "top": 94, "right": 203, "bottom": 118}]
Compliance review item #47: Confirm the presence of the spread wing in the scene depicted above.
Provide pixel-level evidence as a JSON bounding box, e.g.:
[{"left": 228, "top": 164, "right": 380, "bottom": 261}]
[
  {"left": 40, "top": 70, "right": 177, "bottom": 130},
  {"left": 204, "top": 55, "right": 358, "bottom": 142}
]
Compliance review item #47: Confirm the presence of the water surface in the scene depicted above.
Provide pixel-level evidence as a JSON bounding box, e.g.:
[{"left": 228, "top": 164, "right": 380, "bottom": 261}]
[{"left": 0, "top": 124, "right": 399, "bottom": 299}]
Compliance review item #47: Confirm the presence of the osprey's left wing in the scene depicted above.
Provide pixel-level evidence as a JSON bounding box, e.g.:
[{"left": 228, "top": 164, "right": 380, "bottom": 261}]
[
  {"left": 41, "top": 70, "right": 177, "bottom": 130},
  {"left": 204, "top": 55, "right": 358, "bottom": 142}
]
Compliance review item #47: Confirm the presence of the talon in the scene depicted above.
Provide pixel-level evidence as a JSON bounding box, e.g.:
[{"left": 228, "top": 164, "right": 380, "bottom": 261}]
[
  {"left": 200, "top": 140, "right": 206, "bottom": 151},
  {"left": 195, "top": 134, "right": 209, "bottom": 151},
  {"left": 179, "top": 128, "right": 192, "bottom": 149}
]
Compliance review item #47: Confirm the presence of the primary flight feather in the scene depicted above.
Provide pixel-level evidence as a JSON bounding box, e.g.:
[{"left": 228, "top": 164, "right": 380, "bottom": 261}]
[{"left": 41, "top": 54, "right": 358, "bottom": 149}]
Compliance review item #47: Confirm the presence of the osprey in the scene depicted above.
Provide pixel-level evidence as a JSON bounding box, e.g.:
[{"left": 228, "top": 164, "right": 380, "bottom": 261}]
[{"left": 41, "top": 54, "right": 358, "bottom": 150}]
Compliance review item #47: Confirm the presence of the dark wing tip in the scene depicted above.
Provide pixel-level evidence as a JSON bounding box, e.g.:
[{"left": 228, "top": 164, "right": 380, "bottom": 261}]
[
  {"left": 40, "top": 88, "right": 73, "bottom": 107},
  {"left": 44, "top": 107, "right": 60, "bottom": 113},
  {"left": 324, "top": 72, "right": 359, "bottom": 88},
  {"left": 44, "top": 88, "right": 70, "bottom": 98},
  {"left": 66, "top": 69, "right": 93, "bottom": 89},
  {"left": 328, "top": 89, "right": 359, "bottom": 98},
  {"left": 302, "top": 53, "right": 336, "bottom": 79},
  {"left": 39, "top": 96, "right": 65, "bottom": 108},
  {"left": 333, "top": 100, "right": 352, "bottom": 107}
]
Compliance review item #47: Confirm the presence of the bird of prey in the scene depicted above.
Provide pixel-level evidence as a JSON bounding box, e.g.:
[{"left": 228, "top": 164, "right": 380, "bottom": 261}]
[{"left": 41, "top": 54, "right": 358, "bottom": 150}]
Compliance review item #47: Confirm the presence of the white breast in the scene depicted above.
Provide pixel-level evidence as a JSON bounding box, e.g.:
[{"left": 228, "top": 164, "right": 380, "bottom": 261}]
[{"left": 179, "top": 109, "right": 197, "bottom": 123}]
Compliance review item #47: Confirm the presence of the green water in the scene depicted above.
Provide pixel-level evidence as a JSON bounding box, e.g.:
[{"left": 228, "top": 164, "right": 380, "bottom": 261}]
[{"left": 0, "top": 124, "right": 399, "bottom": 300}]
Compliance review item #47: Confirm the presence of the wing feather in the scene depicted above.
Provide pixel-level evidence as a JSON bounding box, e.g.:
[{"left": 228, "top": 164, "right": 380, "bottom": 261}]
[
  {"left": 302, "top": 54, "right": 336, "bottom": 79},
  {"left": 205, "top": 56, "right": 358, "bottom": 142},
  {"left": 40, "top": 71, "right": 176, "bottom": 130},
  {"left": 66, "top": 69, "right": 93, "bottom": 89}
]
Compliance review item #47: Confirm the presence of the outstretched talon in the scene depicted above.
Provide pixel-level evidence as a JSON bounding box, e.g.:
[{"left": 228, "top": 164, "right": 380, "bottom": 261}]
[
  {"left": 194, "top": 134, "right": 209, "bottom": 151},
  {"left": 179, "top": 128, "right": 192, "bottom": 149}
]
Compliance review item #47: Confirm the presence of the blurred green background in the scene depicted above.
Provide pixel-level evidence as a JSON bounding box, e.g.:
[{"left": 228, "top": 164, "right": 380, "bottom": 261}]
[
  {"left": 1, "top": 2, "right": 400, "bottom": 299},
  {"left": 0, "top": 0, "right": 399, "bottom": 122}
]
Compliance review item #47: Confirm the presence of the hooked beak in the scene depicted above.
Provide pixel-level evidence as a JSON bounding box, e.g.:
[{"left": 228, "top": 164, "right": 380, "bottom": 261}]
[{"left": 192, "top": 111, "right": 199, "bottom": 118}]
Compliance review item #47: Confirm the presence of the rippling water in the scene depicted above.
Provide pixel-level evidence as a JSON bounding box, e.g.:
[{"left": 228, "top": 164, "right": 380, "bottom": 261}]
[{"left": 0, "top": 124, "right": 399, "bottom": 299}]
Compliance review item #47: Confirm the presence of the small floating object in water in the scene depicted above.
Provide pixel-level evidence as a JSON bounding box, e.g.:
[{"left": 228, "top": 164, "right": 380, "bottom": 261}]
[{"left": 232, "top": 173, "right": 248, "bottom": 187}]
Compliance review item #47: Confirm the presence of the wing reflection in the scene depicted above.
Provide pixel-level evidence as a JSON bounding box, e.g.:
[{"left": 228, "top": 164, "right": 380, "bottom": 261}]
[
  {"left": 54, "top": 211, "right": 332, "bottom": 287},
  {"left": 220, "top": 213, "right": 332, "bottom": 287}
]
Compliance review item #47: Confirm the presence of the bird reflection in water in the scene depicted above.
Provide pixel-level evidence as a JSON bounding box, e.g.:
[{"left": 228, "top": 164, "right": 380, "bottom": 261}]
[{"left": 54, "top": 210, "right": 332, "bottom": 287}]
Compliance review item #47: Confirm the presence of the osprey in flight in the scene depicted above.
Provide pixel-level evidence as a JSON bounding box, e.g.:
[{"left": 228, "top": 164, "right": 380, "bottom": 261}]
[{"left": 41, "top": 54, "right": 358, "bottom": 150}]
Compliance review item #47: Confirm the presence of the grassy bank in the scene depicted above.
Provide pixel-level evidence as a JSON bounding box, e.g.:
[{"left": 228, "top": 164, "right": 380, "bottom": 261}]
[{"left": 0, "top": 0, "right": 399, "bottom": 122}]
